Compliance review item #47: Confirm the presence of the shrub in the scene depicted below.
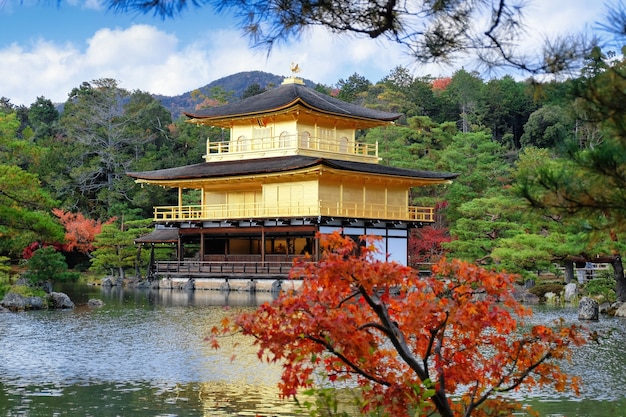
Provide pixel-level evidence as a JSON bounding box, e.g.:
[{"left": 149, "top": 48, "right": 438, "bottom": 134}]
[
  {"left": 0, "top": 256, "right": 14, "bottom": 300},
  {"left": 23, "top": 247, "right": 80, "bottom": 287},
  {"left": 584, "top": 277, "right": 617, "bottom": 302},
  {"left": 527, "top": 282, "right": 566, "bottom": 300}
]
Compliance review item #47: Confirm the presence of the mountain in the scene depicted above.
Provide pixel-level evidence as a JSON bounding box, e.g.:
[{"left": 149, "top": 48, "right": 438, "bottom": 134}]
[{"left": 154, "top": 70, "right": 318, "bottom": 120}]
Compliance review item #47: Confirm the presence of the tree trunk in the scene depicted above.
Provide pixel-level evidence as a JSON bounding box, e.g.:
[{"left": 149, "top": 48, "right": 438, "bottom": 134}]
[
  {"left": 135, "top": 244, "right": 142, "bottom": 278},
  {"left": 574, "top": 254, "right": 626, "bottom": 302},
  {"left": 612, "top": 255, "right": 626, "bottom": 302},
  {"left": 563, "top": 260, "right": 574, "bottom": 283}
]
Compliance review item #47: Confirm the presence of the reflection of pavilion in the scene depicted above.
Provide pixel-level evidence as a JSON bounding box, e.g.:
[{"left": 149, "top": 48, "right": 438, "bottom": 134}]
[{"left": 129, "top": 75, "right": 457, "bottom": 284}]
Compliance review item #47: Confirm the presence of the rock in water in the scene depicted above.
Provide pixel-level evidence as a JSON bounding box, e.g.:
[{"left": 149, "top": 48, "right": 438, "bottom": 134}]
[
  {"left": 578, "top": 297, "right": 599, "bottom": 320},
  {"left": 48, "top": 292, "right": 75, "bottom": 309},
  {"left": 87, "top": 299, "right": 105, "bottom": 308},
  {"left": 613, "top": 302, "right": 626, "bottom": 317},
  {"left": 182, "top": 278, "right": 195, "bottom": 290},
  {"left": 564, "top": 283, "right": 578, "bottom": 302},
  {"left": 0, "top": 292, "right": 45, "bottom": 311}
]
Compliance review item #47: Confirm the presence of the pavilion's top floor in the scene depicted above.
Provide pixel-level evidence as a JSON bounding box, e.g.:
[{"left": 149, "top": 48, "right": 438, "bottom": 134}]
[{"left": 185, "top": 77, "right": 402, "bottom": 164}]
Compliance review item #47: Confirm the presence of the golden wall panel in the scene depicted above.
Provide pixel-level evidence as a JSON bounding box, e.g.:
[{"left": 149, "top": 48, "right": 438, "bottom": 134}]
[{"left": 386, "top": 185, "right": 408, "bottom": 206}]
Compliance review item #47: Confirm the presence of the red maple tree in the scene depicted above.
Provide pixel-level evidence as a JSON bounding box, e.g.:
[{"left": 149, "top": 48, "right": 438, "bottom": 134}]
[
  {"left": 52, "top": 209, "right": 114, "bottom": 255},
  {"left": 409, "top": 225, "right": 452, "bottom": 266},
  {"left": 212, "top": 232, "right": 585, "bottom": 417},
  {"left": 432, "top": 77, "right": 452, "bottom": 92}
]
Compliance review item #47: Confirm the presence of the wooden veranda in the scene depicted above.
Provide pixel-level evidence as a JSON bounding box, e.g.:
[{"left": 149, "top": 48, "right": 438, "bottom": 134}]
[{"left": 152, "top": 257, "right": 301, "bottom": 280}]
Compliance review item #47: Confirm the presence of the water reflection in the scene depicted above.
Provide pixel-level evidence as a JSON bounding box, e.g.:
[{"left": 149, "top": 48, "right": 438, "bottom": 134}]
[
  {"left": 2, "top": 286, "right": 626, "bottom": 416},
  {"left": 0, "top": 285, "right": 296, "bottom": 417},
  {"left": 519, "top": 305, "right": 626, "bottom": 403},
  {"left": 65, "top": 285, "right": 276, "bottom": 308},
  {"left": 0, "top": 381, "right": 300, "bottom": 417}
]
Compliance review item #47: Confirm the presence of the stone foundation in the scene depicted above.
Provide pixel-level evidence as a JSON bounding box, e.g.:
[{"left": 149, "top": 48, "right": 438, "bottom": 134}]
[{"left": 153, "top": 277, "right": 302, "bottom": 292}]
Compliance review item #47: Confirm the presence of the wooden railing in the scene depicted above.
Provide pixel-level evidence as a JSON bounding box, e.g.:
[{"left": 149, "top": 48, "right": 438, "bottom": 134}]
[
  {"left": 153, "top": 201, "right": 435, "bottom": 223},
  {"left": 154, "top": 260, "right": 296, "bottom": 277}
]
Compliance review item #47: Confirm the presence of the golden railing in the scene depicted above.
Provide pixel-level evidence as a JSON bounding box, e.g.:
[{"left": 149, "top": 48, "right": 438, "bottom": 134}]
[
  {"left": 205, "top": 134, "right": 378, "bottom": 160},
  {"left": 153, "top": 201, "right": 435, "bottom": 223}
]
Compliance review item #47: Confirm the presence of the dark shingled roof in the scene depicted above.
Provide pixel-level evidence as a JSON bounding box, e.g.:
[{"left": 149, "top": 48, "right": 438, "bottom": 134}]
[
  {"left": 134, "top": 227, "right": 179, "bottom": 243},
  {"left": 184, "top": 81, "right": 402, "bottom": 122},
  {"left": 127, "top": 155, "right": 459, "bottom": 182}
]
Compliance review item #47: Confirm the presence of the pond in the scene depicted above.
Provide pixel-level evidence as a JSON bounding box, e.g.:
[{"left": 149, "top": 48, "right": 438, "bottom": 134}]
[{"left": 1, "top": 285, "right": 625, "bottom": 417}]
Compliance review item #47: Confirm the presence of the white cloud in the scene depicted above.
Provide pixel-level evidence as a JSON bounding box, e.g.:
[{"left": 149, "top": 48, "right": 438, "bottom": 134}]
[
  {"left": 0, "top": 40, "right": 83, "bottom": 105},
  {"left": 66, "top": 0, "right": 104, "bottom": 11},
  {"left": 85, "top": 25, "right": 178, "bottom": 67},
  {"left": 0, "top": 25, "right": 197, "bottom": 105},
  {"left": 0, "top": 1, "right": 613, "bottom": 107},
  {"left": 0, "top": 18, "right": 422, "bottom": 106}
]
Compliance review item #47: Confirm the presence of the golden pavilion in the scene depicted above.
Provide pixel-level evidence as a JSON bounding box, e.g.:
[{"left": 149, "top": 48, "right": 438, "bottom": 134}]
[{"left": 128, "top": 75, "right": 457, "bottom": 285}]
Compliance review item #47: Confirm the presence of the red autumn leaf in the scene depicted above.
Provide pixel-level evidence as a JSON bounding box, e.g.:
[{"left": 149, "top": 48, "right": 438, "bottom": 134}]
[
  {"left": 226, "top": 232, "right": 585, "bottom": 417},
  {"left": 52, "top": 208, "right": 115, "bottom": 254},
  {"left": 432, "top": 77, "right": 452, "bottom": 92},
  {"left": 408, "top": 225, "right": 452, "bottom": 266}
]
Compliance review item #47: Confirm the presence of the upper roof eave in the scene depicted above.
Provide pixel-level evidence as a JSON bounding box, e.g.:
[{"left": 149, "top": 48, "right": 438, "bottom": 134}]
[
  {"left": 183, "top": 82, "right": 402, "bottom": 125},
  {"left": 126, "top": 155, "right": 459, "bottom": 185}
]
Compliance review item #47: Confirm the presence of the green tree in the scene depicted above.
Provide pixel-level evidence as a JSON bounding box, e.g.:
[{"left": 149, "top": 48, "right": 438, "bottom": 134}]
[
  {"left": 241, "top": 83, "right": 266, "bottom": 98},
  {"left": 128, "top": 115, "right": 218, "bottom": 218},
  {"left": 381, "top": 73, "right": 442, "bottom": 120},
  {"left": 28, "top": 96, "right": 60, "bottom": 141},
  {"left": 517, "top": 146, "right": 626, "bottom": 298},
  {"left": 0, "top": 256, "right": 14, "bottom": 299},
  {"left": 481, "top": 76, "right": 536, "bottom": 149},
  {"left": 517, "top": 49, "right": 626, "bottom": 292},
  {"left": 0, "top": 112, "right": 22, "bottom": 162},
  {"left": 0, "top": 165, "right": 64, "bottom": 256},
  {"left": 23, "top": 246, "right": 79, "bottom": 287},
  {"left": 90, "top": 218, "right": 152, "bottom": 279},
  {"left": 0, "top": 105, "right": 65, "bottom": 258},
  {"left": 520, "top": 104, "right": 574, "bottom": 149},
  {"left": 0, "top": 111, "right": 41, "bottom": 168},
  {"left": 423, "top": 131, "right": 511, "bottom": 223},
  {"left": 56, "top": 78, "right": 172, "bottom": 218},
  {"left": 336, "top": 73, "right": 371, "bottom": 103},
  {"left": 380, "top": 66, "right": 415, "bottom": 91},
  {"left": 192, "top": 85, "right": 234, "bottom": 108},
  {"left": 442, "top": 69, "right": 485, "bottom": 133},
  {"left": 441, "top": 148, "right": 592, "bottom": 279},
  {"left": 356, "top": 82, "right": 417, "bottom": 119},
  {"left": 444, "top": 195, "right": 526, "bottom": 265}
]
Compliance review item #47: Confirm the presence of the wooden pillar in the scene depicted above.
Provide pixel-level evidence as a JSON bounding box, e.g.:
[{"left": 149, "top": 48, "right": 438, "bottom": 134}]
[
  {"left": 147, "top": 243, "right": 155, "bottom": 280},
  {"left": 200, "top": 230, "right": 205, "bottom": 262},
  {"left": 261, "top": 225, "right": 266, "bottom": 263},
  {"left": 315, "top": 233, "right": 320, "bottom": 261},
  {"left": 178, "top": 187, "right": 183, "bottom": 219}
]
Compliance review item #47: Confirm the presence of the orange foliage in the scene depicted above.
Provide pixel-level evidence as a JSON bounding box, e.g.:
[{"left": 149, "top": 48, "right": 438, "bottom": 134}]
[
  {"left": 212, "top": 232, "right": 586, "bottom": 417},
  {"left": 52, "top": 209, "right": 114, "bottom": 254},
  {"left": 195, "top": 98, "right": 221, "bottom": 109},
  {"left": 432, "top": 77, "right": 452, "bottom": 92}
]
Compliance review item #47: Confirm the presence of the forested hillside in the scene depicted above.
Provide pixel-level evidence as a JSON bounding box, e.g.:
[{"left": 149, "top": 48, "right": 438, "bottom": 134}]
[
  {"left": 1, "top": 49, "right": 626, "bottom": 300},
  {"left": 154, "top": 70, "right": 316, "bottom": 119}
]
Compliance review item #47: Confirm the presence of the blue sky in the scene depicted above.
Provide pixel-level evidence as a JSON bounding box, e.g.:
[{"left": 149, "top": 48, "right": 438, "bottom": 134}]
[{"left": 0, "top": 0, "right": 613, "bottom": 106}]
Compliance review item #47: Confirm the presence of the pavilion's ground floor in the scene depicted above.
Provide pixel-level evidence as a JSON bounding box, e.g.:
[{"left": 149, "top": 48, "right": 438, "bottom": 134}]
[{"left": 136, "top": 216, "right": 420, "bottom": 281}]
